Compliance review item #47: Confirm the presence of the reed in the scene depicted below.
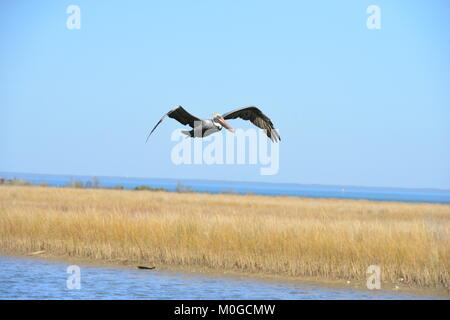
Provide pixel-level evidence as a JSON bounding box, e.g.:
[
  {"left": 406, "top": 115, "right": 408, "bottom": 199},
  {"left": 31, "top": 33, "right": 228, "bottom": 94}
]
[{"left": 0, "top": 185, "right": 448, "bottom": 290}]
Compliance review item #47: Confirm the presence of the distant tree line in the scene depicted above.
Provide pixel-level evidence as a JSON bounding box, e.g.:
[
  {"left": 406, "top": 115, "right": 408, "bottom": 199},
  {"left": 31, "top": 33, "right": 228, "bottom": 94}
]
[
  {"left": 0, "top": 177, "right": 196, "bottom": 194},
  {"left": 0, "top": 177, "right": 244, "bottom": 195}
]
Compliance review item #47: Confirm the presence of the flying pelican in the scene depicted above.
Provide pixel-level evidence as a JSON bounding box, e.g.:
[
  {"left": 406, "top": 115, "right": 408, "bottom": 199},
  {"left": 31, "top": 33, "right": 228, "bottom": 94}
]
[{"left": 146, "top": 106, "right": 280, "bottom": 143}]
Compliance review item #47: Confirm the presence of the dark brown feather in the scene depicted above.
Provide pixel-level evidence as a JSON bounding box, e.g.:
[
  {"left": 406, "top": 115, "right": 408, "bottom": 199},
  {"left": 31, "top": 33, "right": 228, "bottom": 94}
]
[
  {"left": 223, "top": 106, "right": 280, "bottom": 142},
  {"left": 146, "top": 106, "right": 200, "bottom": 142}
]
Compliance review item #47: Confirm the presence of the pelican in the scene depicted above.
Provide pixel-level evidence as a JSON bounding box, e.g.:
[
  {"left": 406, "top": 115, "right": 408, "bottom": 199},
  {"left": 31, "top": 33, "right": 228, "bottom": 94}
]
[{"left": 146, "top": 106, "right": 281, "bottom": 143}]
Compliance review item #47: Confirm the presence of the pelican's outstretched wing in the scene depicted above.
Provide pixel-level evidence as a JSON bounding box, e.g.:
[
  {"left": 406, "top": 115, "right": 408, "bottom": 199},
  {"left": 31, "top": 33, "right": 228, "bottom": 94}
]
[
  {"left": 222, "top": 106, "right": 281, "bottom": 142},
  {"left": 146, "top": 106, "right": 201, "bottom": 142}
]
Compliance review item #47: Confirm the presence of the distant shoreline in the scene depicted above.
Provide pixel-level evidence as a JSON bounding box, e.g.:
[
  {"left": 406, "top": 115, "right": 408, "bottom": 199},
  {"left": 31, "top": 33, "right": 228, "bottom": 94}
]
[
  {"left": 2, "top": 170, "right": 450, "bottom": 193},
  {"left": 1, "top": 171, "right": 450, "bottom": 204}
]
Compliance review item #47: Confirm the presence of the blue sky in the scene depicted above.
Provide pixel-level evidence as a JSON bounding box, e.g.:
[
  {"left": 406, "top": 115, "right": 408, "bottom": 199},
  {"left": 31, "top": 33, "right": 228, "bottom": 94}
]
[{"left": 1, "top": 1, "right": 449, "bottom": 189}]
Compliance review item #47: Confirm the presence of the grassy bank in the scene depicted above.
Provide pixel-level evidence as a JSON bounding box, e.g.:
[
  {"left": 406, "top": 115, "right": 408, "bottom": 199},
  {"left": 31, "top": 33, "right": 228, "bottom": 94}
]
[{"left": 0, "top": 185, "right": 449, "bottom": 291}]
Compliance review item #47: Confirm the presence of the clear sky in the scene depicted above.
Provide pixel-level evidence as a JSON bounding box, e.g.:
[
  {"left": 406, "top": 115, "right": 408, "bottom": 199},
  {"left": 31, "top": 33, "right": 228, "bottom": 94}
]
[{"left": 1, "top": 1, "right": 449, "bottom": 189}]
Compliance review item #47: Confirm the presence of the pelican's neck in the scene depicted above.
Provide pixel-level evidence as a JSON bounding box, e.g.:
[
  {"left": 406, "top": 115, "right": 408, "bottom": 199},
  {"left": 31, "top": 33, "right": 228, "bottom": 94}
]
[{"left": 212, "top": 118, "right": 222, "bottom": 130}]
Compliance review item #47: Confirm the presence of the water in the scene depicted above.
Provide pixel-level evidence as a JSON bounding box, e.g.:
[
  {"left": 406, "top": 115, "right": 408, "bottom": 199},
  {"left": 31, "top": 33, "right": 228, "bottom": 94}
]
[
  {"left": 0, "top": 256, "right": 445, "bottom": 300},
  {"left": 2, "top": 172, "right": 450, "bottom": 204}
]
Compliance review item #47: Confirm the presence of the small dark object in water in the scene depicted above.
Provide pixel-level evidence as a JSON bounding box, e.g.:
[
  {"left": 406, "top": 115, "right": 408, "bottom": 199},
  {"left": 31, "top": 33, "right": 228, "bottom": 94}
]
[{"left": 136, "top": 265, "right": 156, "bottom": 270}]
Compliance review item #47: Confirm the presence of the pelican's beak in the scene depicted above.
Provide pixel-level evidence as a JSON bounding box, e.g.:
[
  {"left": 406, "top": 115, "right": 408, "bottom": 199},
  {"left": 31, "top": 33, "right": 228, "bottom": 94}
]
[{"left": 218, "top": 117, "right": 234, "bottom": 133}]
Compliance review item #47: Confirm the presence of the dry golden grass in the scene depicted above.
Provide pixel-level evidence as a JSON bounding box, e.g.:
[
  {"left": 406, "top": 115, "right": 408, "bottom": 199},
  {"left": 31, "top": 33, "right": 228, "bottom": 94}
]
[{"left": 0, "top": 185, "right": 449, "bottom": 289}]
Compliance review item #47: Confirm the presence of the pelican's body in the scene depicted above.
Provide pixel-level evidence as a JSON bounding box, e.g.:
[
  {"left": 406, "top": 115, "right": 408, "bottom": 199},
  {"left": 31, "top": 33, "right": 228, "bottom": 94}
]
[
  {"left": 181, "top": 117, "right": 228, "bottom": 138},
  {"left": 146, "top": 106, "right": 280, "bottom": 142}
]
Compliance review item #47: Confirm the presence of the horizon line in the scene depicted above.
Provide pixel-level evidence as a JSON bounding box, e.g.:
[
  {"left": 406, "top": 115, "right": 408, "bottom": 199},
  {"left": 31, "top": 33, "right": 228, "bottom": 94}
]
[{"left": 1, "top": 170, "right": 449, "bottom": 193}]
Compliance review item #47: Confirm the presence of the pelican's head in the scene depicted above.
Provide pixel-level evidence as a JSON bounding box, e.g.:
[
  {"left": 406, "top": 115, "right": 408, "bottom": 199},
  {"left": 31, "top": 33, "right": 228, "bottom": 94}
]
[{"left": 212, "top": 113, "right": 234, "bottom": 133}]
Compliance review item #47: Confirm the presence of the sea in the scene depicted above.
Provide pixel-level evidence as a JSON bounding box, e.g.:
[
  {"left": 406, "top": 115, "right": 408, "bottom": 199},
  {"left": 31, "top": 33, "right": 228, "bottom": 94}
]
[{"left": 1, "top": 172, "right": 450, "bottom": 204}]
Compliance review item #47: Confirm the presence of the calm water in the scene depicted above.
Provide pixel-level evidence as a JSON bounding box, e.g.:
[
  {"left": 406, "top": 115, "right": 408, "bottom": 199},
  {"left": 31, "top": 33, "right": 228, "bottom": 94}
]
[
  {"left": 2, "top": 172, "right": 450, "bottom": 204},
  {"left": 0, "top": 256, "right": 445, "bottom": 300}
]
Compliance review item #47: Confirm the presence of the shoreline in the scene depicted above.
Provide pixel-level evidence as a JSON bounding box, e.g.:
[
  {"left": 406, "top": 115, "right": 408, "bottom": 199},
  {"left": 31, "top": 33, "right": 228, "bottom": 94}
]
[
  {"left": 2, "top": 174, "right": 450, "bottom": 205},
  {"left": 1, "top": 250, "right": 448, "bottom": 299}
]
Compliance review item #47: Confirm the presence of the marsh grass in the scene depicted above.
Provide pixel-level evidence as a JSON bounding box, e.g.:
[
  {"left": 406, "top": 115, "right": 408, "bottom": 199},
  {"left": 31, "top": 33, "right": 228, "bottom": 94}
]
[{"left": 0, "top": 185, "right": 449, "bottom": 289}]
